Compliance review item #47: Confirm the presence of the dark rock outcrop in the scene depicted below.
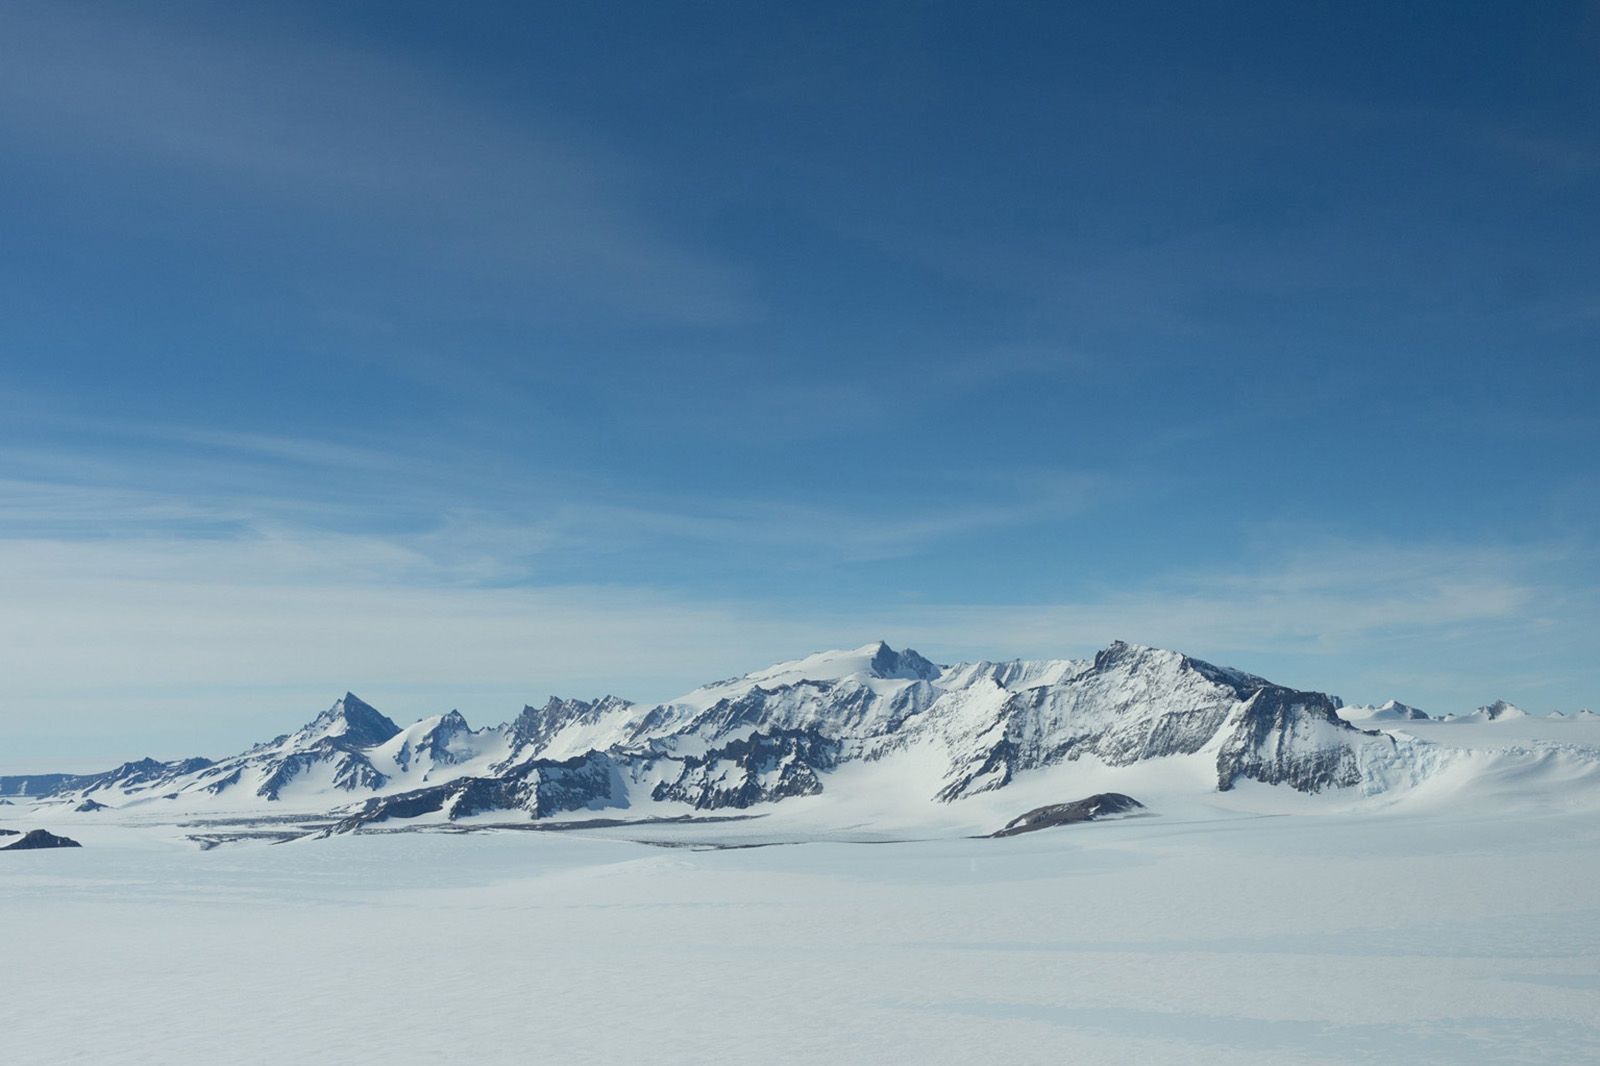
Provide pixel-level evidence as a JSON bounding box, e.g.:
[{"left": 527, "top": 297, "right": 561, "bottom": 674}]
[
  {"left": 497, "top": 695, "right": 633, "bottom": 769},
  {"left": 4, "top": 829, "right": 83, "bottom": 850},
  {"left": 255, "top": 745, "right": 389, "bottom": 800},
  {"left": 653, "top": 728, "right": 841, "bottom": 810},
  {"left": 1214, "top": 686, "right": 1391, "bottom": 792},
  {"left": 390, "top": 710, "right": 475, "bottom": 771},
  {"left": 302, "top": 693, "right": 402, "bottom": 748},
  {"left": 0, "top": 772, "right": 88, "bottom": 798},
  {"left": 990, "top": 793, "right": 1145, "bottom": 837},
  {"left": 866, "top": 641, "right": 942, "bottom": 681},
  {"left": 329, "top": 750, "right": 619, "bottom": 833}
]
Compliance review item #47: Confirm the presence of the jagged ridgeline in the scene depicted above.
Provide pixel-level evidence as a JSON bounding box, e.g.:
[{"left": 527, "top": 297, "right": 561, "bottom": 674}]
[{"left": 0, "top": 641, "right": 1472, "bottom": 826}]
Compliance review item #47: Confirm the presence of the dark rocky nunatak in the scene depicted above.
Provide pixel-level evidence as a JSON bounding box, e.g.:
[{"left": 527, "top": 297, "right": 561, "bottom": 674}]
[
  {"left": 4, "top": 829, "right": 83, "bottom": 850},
  {"left": 990, "top": 793, "right": 1145, "bottom": 837}
]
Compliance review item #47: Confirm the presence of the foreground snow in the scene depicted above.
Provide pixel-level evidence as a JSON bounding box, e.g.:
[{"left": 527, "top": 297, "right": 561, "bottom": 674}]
[{"left": 2, "top": 808, "right": 1597, "bottom": 1064}]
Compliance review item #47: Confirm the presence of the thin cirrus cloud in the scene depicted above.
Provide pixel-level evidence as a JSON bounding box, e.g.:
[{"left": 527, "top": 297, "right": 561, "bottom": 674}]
[
  {"left": 0, "top": 430, "right": 1578, "bottom": 672},
  {"left": 0, "top": 3, "right": 755, "bottom": 328}
]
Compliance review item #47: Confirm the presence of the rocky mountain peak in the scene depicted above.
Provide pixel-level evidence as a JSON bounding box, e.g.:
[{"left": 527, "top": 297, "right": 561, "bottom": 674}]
[
  {"left": 1474, "top": 699, "right": 1528, "bottom": 721},
  {"left": 1089, "top": 640, "right": 1188, "bottom": 674},
  {"left": 865, "top": 641, "right": 941, "bottom": 681},
  {"left": 296, "top": 693, "right": 402, "bottom": 750}
]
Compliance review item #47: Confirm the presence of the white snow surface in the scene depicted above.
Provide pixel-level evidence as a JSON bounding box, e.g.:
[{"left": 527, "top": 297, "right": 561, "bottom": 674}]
[
  {"left": 669, "top": 639, "right": 939, "bottom": 710},
  {"left": 1337, "top": 698, "right": 1431, "bottom": 722},
  {"left": 2, "top": 802, "right": 1597, "bottom": 1063}
]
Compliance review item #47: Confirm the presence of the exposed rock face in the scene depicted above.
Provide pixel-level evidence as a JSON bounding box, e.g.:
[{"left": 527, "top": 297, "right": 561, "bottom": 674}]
[
  {"left": 503, "top": 695, "right": 634, "bottom": 765},
  {"left": 924, "top": 642, "right": 1373, "bottom": 800},
  {"left": 652, "top": 728, "right": 842, "bottom": 810},
  {"left": 990, "top": 793, "right": 1145, "bottom": 837},
  {"left": 389, "top": 710, "right": 475, "bottom": 772},
  {"left": 75, "top": 798, "right": 109, "bottom": 812},
  {"left": 1474, "top": 700, "right": 1529, "bottom": 721},
  {"left": 83, "top": 757, "right": 216, "bottom": 793},
  {"left": 4, "top": 829, "right": 82, "bottom": 850},
  {"left": 670, "top": 679, "right": 937, "bottom": 748},
  {"left": 1214, "top": 687, "right": 1391, "bottom": 792},
  {"left": 255, "top": 746, "right": 390, "bottom": 800},
  {"left": 330, "top": 750, "right": 618, "bottom": 833},
  {"left": 293, "top": 693, "right": 402, "bottom": 749},
  {"left": 866, "top": 641, "right": 942, "bottom": 681},
  {"left": 0, "top": 773, "right": 84, "bottom": 797}
]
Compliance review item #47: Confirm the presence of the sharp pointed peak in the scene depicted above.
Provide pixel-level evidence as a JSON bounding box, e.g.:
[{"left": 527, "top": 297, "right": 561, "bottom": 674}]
[
  {"left": 418, "top": 708, "right": 472, "bottom": 734},
  {"left": 297, "top": 692, "right": 401, "bottom": 748},
  {"left": 865, "top": 641, "right": 941, "bottom": 681}
]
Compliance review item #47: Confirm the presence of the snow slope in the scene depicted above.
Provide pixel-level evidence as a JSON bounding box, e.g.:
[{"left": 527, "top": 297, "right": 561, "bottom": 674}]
[{"left": 1, "top": 806, "right": 1596, "bottom": 1064}]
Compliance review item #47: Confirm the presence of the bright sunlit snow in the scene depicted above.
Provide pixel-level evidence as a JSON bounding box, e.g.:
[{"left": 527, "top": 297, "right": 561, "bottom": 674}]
[{"left": 3, "top": 802, "right": 1597, "bottom": 1064}]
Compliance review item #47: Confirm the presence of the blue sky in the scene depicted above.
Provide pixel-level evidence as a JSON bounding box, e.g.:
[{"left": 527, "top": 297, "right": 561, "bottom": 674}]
[{"left": 1, "top": 1, "right": 1597, "bottom": 768}]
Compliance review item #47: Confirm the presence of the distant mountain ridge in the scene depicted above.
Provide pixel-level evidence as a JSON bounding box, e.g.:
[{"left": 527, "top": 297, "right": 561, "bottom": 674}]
[{"left": 1, "top": 641, "right": 1586, "bottom": 830}]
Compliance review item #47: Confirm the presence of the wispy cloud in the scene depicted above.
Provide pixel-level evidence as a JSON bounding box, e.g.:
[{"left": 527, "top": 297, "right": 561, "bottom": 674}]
[
  {"left": 931, "top": 542, "right": 1551, "bottom": 656},
  {"left": 0, "top": 415, "right": 1104, "bottom": 578},
  {"left": 0, "top": 4, "right": 755, "bottom": 327}
]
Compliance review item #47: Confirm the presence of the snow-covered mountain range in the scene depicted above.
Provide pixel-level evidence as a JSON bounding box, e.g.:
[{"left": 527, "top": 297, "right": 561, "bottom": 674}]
[{"left": 5, "top": 641, "right": 1596, "bottom": 833}]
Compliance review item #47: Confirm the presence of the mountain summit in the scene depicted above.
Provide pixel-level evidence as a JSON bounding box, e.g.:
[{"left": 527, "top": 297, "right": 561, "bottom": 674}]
[{"left": 290, "top": 693, "right": 402, "bottom": 750}]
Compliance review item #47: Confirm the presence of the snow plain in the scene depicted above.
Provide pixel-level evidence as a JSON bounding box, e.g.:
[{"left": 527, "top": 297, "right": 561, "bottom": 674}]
[{"left": 4, "top": 800, "right": 1598, "bottom": 1064}]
